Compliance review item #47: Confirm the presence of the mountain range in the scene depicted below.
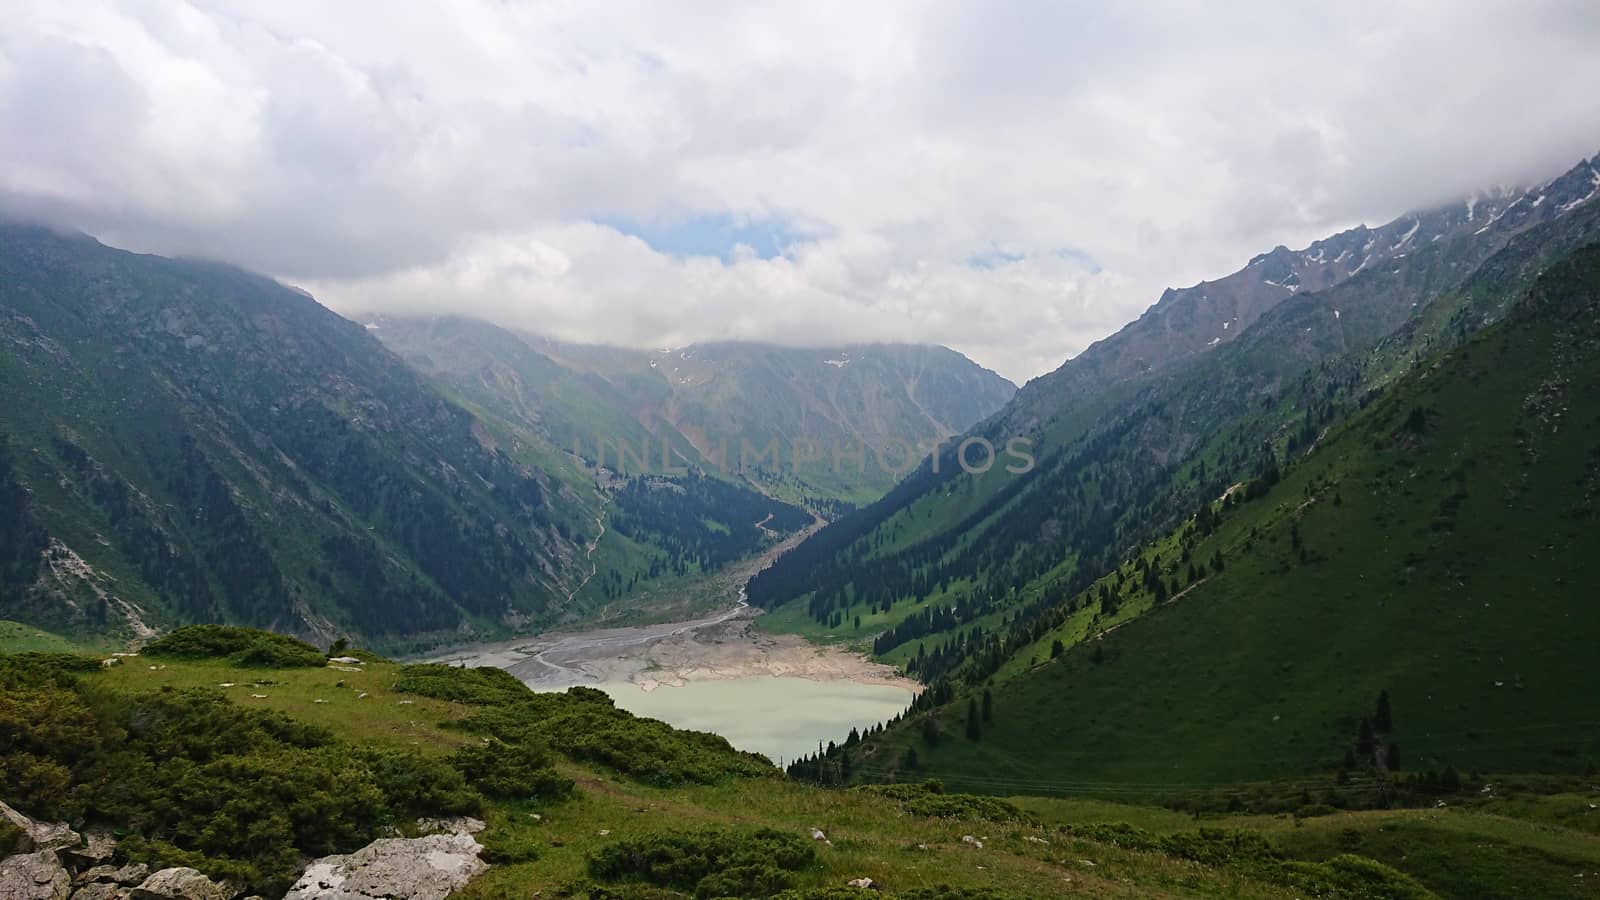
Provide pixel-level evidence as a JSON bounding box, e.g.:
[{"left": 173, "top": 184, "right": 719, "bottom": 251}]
[
  {"left": 749, "top": 152, "right": 1600, "bottom": 669},
  {"left": 0, "top": 225, "right": 1012, "bottom": 648}
]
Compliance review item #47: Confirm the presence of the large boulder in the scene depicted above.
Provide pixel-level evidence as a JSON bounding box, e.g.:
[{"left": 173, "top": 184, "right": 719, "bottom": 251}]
[
  {"left": 283, "top": 832, "right": 487, "bottom": 900},
  {"left": 126, "top": 869, "right": 231, "bottom": 900},
  {"left": 0, "top": 802, "right": 79, "bottom": 854},
  {"left": 67, "top": 885, "right": 125, "bottom": 900},
  {"left": 61, "top": 833, "right": 116, "bottom": 870},
  {"left": 0, "top": 850, "right": 71, "bottom": 900},
  {"left": 74, "top": 865, "right": 148, "bottom": 888}
]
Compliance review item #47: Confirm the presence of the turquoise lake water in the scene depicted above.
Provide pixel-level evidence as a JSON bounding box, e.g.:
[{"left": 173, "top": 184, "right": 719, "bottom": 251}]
[{"left": 599, "top": 676, "right": 916, "bottom": 766}]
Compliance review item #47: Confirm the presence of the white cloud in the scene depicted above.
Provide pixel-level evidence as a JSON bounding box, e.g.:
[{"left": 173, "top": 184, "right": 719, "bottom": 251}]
[{"left": 3, "top": 0, "right": 1598, "bottom": 382}]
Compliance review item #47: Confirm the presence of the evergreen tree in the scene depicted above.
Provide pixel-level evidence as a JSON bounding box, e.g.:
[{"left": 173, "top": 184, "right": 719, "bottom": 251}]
[
  {"left": 1356, "top": 717, "right": 1377, "bottom": 762},
  {"left": 1387, "top": 742, "right": 1401, "bottom": 772},
  {"left": 904, "top": 746, "right": 920, "bottom": 770},
  {"left": 965, "top": 697, "right": 982, "bottom": 741},
  {"left": 981, "top": 688, "right": 993, "bottom": 723},
  {"left": 1441, "top": 766, "right": 1462, "bottom": 792},
  {"left": 921, "top": 715, "right": 941, "bottom": 748},
  {"left": 1051, "top": 638, "right": 1066, "bottom": 659},
  {"left": 1375, "top": 690, "right": 1394, "bottom": 733}
]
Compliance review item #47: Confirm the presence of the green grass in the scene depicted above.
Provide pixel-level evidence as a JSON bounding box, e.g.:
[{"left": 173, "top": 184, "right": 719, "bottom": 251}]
[
  {"left": 0, "top": 620, "right": 95, "bottom": 653},
  {"left": 18, "top": 641, "right": 1599, "bottom": 898}
]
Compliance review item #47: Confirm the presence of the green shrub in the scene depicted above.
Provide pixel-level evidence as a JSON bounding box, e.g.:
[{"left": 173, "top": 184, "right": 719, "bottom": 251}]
[
  {"left": 449, "top": 739, "right": 573, "bottom": 801},
  {"left": 588, "top": 827, "right": 814, "bottom": 898},
  {"left": 143, "top": 625, "right": 323, "bottom": 668},
  {"left": 761, "top": 883, "right": 876, "bottom": 890},
  {"left": 1, "top": 670, "right": 489, "bottom": 896},
  {"left": 479, "top": 828, "right": 542, "bottom": 864},
  {"left": 855, "top": 783, "right": 1028, "bottom": 823},
  {"left": 1295, "top": 803, "right": 1339, "bottom": 819},
  {"left": 1063, "top": 822, "right": 1161, "bottom": 851},
  {"left": 396, "top": 667, "right": 773, "bottom": 786},
  {"left": 0, "top": 820, "right": 26, "bottom": 856},
  {"left": 902, "top": 883, "right": 1024, "bottom": 890},
  {"left": 359, "top": 748, "right": 481, "bottom": 818},
  {"left": 1158, "top": 828, "right": 1280, "bottom": 867},
  {"left": 1278, "top": 853, "right": 1434, "bottom": 899},
  {"left": 393, "top": 663, "right": 533, "bottom": 705}
]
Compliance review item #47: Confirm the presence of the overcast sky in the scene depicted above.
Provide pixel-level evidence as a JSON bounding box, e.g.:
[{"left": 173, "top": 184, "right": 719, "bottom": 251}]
[{"left": 4, "top": 1, "right": 1599, "bottom": 383}]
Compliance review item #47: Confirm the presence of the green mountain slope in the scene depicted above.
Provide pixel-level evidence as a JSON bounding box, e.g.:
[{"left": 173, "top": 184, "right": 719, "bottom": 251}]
[
  {"left": 369, "top": 314, "right": 1010, "bottom": 614},
  {"left": 749, "top": 153, "right": 1600, "bottom": 671},
  {"left": 527, "top": 335, "right": 1018, "bottom": 506},
  {"left": 846, "top": 243, "right": 1600, "bottom": 789},
  {"left": 0, "top": 224, "right": 600, "bottom": 647}
]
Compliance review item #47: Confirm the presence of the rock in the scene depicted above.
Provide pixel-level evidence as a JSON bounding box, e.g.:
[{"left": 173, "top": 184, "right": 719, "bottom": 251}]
[
  {"left": 961, "top": 835, "right": 984, "bottom": 849},
  {"left": 62, "top": 832, "right": 117, "bottom": 868},
  {"left": 68, "top": 884, "right": 125, "bottom": 900},
  {"left": 283, "top": 832, "right": 487, "bottom": 900},
  {"left": 74, "top": 865, "right": 147, "bottom": 887},
  {"left": 413, "top": 817, "right": 485, "bottom": 836},
  {"left": 846, "top": 877, "right": 877, "bottom": 890},
  {"left": 127, "top": 868, "right": 232, "bottom": 900},
  {"left": 809, "top": 828, "right": 830, "bottom": 845},
  {"left": 328, "top": 657, "right": 362, "bottom": 665},
  {"left": 1023, "top": 836, "right": 1050, "bottom": 845},
  {"left": 74, "top": 868, "right": 118, "bottom": 885},
  {"left": 0, "top": 801, "right": 79, "bottom": 854},
  {"left": 0, "top": 850, "right": 71, "bottom": 900}
]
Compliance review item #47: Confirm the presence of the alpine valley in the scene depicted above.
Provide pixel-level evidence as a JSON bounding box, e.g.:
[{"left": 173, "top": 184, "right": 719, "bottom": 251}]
[{"left": 5, "top": 140, "right": 1600, "bottom": 900}]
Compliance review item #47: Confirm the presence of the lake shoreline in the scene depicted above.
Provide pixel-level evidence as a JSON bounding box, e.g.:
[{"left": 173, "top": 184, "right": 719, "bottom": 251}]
[{"left": 422, "top": 598, "right": 922, "bottom": 698}]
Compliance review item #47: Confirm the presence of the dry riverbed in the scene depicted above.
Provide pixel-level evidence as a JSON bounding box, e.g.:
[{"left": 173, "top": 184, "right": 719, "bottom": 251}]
[{"left": 425, "top": 600, "right": 917, "bottom": 695}]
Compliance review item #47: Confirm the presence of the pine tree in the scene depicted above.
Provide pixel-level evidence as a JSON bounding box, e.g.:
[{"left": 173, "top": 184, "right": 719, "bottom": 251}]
[
  {"left": 1375, "top": 690, "right": 1393, "bottom": 733},
  {"left": 1051, "top": 639, "right": 1066, "bottom": 659},
  {"left": 922, "top": 715, "right": 941, "bottom": 748},
  {"left": 1441, "top": 766, "right": 1462, "bottom": 792},
  {"left": 904, "top": 746, "right": 920, "bottom": 770},
  {"left": 1356, "top": 717, "right": 1377, "bottom": 762},
  {"left": 1387, "top": 742, "right": 1401, "bottom": 772},
  {"left": 965, "top": 697, "right": 982, "bottom": 741},
  {"left": 981, "top": 688, "right": 993, "bottom": 723}
]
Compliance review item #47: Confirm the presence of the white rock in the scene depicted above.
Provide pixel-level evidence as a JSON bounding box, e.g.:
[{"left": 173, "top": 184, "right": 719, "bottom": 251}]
[
  {"left": 846, "top": 876, "right": 876, "bottom": 889},
  {"left": 0, "top": 850, "right": 70, "bottom": 900},
  {"left": 961, "top": 835, "right": 983, "bottom": 849},
  {"left": 283, "top": 832, "right": 487, "bottom": 900},
  {"left": 127, "top": 867, "right": 231, "bottom": 900}
]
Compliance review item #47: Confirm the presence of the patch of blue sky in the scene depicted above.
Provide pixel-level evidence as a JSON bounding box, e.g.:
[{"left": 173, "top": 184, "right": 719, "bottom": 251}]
[{"left": 597, "top": 212, "right": 809, "bottom": 262}]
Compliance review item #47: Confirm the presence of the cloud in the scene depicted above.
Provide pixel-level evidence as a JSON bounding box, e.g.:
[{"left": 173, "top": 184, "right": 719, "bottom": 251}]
[{"left": 3, "top": 0, "right": 1598, "bottom": 382}]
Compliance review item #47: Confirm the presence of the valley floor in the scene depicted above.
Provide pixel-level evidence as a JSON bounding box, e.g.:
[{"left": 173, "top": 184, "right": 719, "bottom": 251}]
[{"left": 425, "top": 600, "right": 917, "bottom": 695}]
